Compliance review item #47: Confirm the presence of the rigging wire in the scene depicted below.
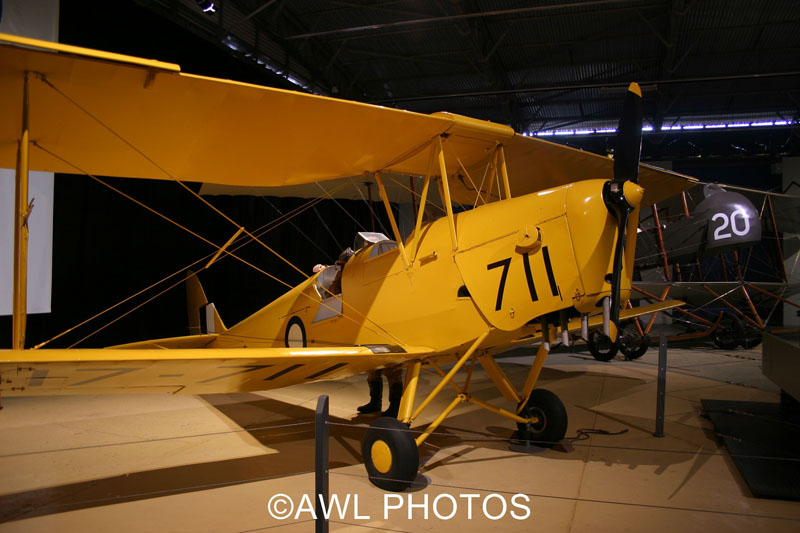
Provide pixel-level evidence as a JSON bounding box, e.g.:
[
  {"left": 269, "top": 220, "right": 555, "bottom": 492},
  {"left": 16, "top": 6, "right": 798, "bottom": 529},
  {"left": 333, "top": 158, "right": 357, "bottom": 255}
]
[
  {"left": 33, "top": 183, "right": 341, "bottom": 349},
  {"left": 346, "top": 175, "right": 392, "bottom": 236},
  {"left": 386, "top": 174, "right": 446, "bottom": 215},
  {"left": 34, "top": 144, "right": 403, "bottom": 346},
  {"left": 260, "top": 196, "right": 335, "bottom": 262},
  {"left": 314, "top": 182, "right": 367, "bottom": 233},
  {"left": 36, "top": 73, "right": 311, "bottom": 282},
  {"left": 32, "top": 75, "right": 410, "bottom": 346},
  {"left": 310, "top": 203, "right": 344, "bottom": 253}
]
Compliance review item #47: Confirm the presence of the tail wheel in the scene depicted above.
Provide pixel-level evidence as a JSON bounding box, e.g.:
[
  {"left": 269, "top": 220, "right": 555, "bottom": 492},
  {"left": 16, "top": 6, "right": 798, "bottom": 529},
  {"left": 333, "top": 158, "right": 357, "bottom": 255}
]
[
  {"left": 587, "top": 329, "right": 618, "bottom": 361},
  {"left": 362, "top": 417, "right": 419, "bottom": 491},
  {"left": 516, "top": 389, "right": 568, "bottom": 447},
  {"left": 619, "top": 323, "right": 649, "bottom": 360}
]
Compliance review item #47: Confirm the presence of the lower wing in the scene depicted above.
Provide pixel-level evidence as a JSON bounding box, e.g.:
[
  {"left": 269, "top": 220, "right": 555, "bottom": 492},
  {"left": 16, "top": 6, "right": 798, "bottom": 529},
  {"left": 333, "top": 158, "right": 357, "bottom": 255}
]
[
  {"left": 0, "top": 345, "right": 429, "bottom": 396},
  {"left": 505, "top": 299, "right": 685, "bottom": 348}
]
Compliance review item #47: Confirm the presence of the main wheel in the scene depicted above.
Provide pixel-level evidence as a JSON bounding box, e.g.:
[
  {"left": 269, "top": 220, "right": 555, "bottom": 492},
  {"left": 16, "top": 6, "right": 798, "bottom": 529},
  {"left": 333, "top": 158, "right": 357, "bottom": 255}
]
[
  {"left": 712, "top": 314, "right": 743, "bottom": 350},
  {"left": 587, "top": 329, "right": 618, "bottom": 361},
  {"left": 619, "top": 323, "right": 649, "bottom": 360},
  {"left": 362, "top": 417, "right": 419, "bottom": 491},
  {"left": 516, "top": 389, "right": 568, "bottom": 448}
]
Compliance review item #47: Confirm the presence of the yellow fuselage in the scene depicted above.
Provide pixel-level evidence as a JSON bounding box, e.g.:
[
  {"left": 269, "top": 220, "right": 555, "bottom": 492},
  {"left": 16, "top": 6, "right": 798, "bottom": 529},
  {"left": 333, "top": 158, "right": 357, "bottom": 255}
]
[{"left": 212, "top": 179, "right": 638, "bottom": 358}]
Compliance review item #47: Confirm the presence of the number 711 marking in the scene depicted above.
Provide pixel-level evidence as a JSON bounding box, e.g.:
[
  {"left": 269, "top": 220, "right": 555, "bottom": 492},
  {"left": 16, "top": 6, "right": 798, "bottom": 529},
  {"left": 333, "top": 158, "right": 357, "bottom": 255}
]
[{"left": 486, "top": 246, "right": 560, "bottom": 311}]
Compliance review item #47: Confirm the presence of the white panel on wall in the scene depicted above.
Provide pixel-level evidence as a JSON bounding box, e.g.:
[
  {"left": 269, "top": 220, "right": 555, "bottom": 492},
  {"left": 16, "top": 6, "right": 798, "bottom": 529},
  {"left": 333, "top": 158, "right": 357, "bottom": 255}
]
[
  {"left": 0, "top": 0, "right": 59, "bottom": 40},
  {"left": 0, "top": 0, "right": 58, "bottom": 315},
  {"left": 0, "top": 170, "right": 54, "bottom": 314}
]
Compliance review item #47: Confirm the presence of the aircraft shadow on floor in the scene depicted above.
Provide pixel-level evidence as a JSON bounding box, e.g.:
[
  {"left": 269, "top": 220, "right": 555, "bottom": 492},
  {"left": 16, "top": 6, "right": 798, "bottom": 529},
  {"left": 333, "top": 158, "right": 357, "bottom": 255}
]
[{"left": 0, "top": 367, "right": 720, "bottom": 522}]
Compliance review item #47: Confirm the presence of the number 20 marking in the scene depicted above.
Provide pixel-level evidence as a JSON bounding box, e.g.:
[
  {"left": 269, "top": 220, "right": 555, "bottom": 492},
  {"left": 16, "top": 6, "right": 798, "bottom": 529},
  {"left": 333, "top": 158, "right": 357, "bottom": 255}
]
[
  {"left": 486, "top": 246, "right": 559, "bottom": 311},
  {"left": 711, "top": 209, "right": 750, "bottom": 241}
]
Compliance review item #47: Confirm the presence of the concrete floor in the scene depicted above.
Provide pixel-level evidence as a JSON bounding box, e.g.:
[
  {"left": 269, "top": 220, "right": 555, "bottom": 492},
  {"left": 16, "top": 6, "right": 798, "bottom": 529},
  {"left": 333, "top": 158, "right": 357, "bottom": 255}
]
[{"left": 1, "top": 344, "right": 799, "bottom": 532}]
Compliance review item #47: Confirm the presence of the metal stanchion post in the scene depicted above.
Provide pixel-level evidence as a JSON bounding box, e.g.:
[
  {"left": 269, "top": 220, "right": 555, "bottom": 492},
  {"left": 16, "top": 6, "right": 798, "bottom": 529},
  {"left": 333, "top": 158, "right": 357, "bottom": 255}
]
[
  {"left": 315, "top": 395, "right": 329, "bottom": 533},
  {"left": 654, "top": 333, "right": 667, "bottom": 437}
]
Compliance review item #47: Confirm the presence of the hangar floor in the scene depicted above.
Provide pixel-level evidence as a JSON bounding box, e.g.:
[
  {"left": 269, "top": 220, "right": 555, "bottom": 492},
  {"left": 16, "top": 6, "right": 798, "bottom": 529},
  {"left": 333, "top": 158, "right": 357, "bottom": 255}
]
[{"left": 1, "top": 344, "right": 799, "bottom": 532}]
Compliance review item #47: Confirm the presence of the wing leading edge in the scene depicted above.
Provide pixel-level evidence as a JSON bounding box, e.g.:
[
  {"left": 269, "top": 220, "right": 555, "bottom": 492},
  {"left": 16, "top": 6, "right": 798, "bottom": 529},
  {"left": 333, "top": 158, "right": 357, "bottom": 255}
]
[
  {"left": 0, "top": 346, "right": 428, "bottom": 396},
  {"left": 0, "top": 33, "right": 694, "bottom": 204}
]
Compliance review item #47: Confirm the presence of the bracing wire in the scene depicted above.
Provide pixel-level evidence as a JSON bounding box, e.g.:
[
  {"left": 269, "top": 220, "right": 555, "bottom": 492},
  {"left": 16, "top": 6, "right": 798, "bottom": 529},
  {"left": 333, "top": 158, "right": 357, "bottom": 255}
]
[
  {"left": 310, "top": 203, "right": 344, "bottom": 253},
  {"left": 32, "top": 73, "right": 411, "bottom": 346},
  {"left": 36, "top": 73, "right": 311, "bottom": 282},
  {"left": 347, "top": 175, "right": 391, "bottom": 236},
  {"left": 314, "top": 182, "right": 368, "bottom": 233},
  {"left": 260, "top": 196, "right": 335, "bottom": 262},
  {"left": 32, "top": 190, "right": 337, "bottom": 349},
  {"left": 34, "top": 144, "right": 404, "bottom": 346}
]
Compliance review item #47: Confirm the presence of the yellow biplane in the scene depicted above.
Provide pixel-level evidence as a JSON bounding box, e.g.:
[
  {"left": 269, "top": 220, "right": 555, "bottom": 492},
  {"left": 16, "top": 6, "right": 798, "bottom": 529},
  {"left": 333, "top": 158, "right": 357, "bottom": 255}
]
[{"left": 0, "top": 33, "right": 694, "bottom": 490}]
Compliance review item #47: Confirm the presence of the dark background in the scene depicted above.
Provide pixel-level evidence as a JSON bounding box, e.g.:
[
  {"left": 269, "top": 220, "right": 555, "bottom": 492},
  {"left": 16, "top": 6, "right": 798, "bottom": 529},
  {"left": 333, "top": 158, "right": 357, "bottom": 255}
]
[
  {"left": 1, "top": 0, "right": 391, "bottom": 348},
  {"left": 1, "top": 0, "right": 787, "bottom": 347}
]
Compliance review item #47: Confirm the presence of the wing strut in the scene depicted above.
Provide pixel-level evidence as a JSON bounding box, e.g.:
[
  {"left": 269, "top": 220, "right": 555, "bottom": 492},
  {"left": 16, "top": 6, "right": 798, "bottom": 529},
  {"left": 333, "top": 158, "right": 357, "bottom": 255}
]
[
  {"left": 375, "top": 172, "right": 411, "bottom": 269},
  {"left": 437, "top": 136, "right": 459, "bottom": 251},
  {"left": 411, "top": 145, "right": 436, "bottom": 262},
  {"left": 12, "top": 71, "right": 31, "bottom": 350}
]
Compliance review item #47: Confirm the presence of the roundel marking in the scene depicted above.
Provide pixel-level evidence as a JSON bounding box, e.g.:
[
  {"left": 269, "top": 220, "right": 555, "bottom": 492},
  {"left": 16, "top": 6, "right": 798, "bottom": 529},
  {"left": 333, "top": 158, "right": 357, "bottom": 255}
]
[{"left": 285, "top": 316, "right": 307, "bottom": 348}]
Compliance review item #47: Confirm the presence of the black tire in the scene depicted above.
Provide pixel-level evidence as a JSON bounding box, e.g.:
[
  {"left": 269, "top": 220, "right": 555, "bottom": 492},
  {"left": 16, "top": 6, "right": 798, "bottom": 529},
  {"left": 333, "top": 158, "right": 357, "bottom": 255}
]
[
  {"left": 712, "top": 314, "right": 743, "bottom": 350},
  {"left": 587, "top": 329, "right": 618, "bottom": 361},
  {"left": 362, "top": 417, "right": 419, "bottom": 491},
  {"left": 741, "top": 323, "right": 762, "bottom": 349},
  {"left": 284, "top": 316, "right": 306, "bottom": 348},
  {"left": 619, "top": 323, "right": 649, "bottom": 360},
  {"left": 516, "top": 389, "right": 568, "bottom": 448}
]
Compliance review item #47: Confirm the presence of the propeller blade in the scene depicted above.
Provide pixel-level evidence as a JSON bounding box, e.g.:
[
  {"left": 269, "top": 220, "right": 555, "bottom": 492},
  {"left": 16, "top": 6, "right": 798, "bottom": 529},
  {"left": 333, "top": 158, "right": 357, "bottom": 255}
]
[
  {"left": 603, "top": 82, "right": 645, "bottom": 343},
  {"left": 607, "top": 209, "right": 630, "bottom": 337},
  {"left": 613, "top": 82, "right": 643, "bottom": 184}
]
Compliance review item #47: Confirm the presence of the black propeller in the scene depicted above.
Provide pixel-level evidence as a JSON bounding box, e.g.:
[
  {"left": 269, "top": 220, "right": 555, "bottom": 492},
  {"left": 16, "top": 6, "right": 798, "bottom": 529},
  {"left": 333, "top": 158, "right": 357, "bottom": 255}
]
[{"left": 602, "top": 83, "right": 645, "bottom": 342}]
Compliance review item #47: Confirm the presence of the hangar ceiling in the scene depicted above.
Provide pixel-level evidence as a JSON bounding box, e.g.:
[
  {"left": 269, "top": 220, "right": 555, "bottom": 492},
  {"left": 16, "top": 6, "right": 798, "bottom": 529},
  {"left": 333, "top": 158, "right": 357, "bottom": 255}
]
[{"left": 132, "top": 0, "right": 800, "bottom": 159}]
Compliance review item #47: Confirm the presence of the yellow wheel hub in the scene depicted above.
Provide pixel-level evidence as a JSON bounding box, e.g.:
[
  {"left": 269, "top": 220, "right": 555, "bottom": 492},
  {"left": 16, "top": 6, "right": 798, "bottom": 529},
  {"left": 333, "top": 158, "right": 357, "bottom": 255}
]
[{"left": 371, "top": 440, "right": 393, "bottom": 474}]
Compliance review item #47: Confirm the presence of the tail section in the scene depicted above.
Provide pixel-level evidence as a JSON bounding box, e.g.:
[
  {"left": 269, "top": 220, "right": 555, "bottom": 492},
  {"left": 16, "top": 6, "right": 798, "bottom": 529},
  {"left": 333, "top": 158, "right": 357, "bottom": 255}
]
[{"left": 186, "top": 271, "right": 226, "bottom": 334}]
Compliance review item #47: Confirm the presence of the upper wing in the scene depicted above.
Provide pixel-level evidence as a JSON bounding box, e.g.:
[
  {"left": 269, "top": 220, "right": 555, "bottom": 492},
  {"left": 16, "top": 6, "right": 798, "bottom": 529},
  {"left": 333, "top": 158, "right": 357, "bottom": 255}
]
[
  {"left": 489, "top": 137, "right": 697, "bottom": 207},
  {"left": 0, "top": 33, "right": 451, "bottom": 187},
  {"left": 0, "top": 345, "right": 429, "bottom": 396},
  {"left": 0, "top": 33, "right": 693, "bottom": 204}
]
